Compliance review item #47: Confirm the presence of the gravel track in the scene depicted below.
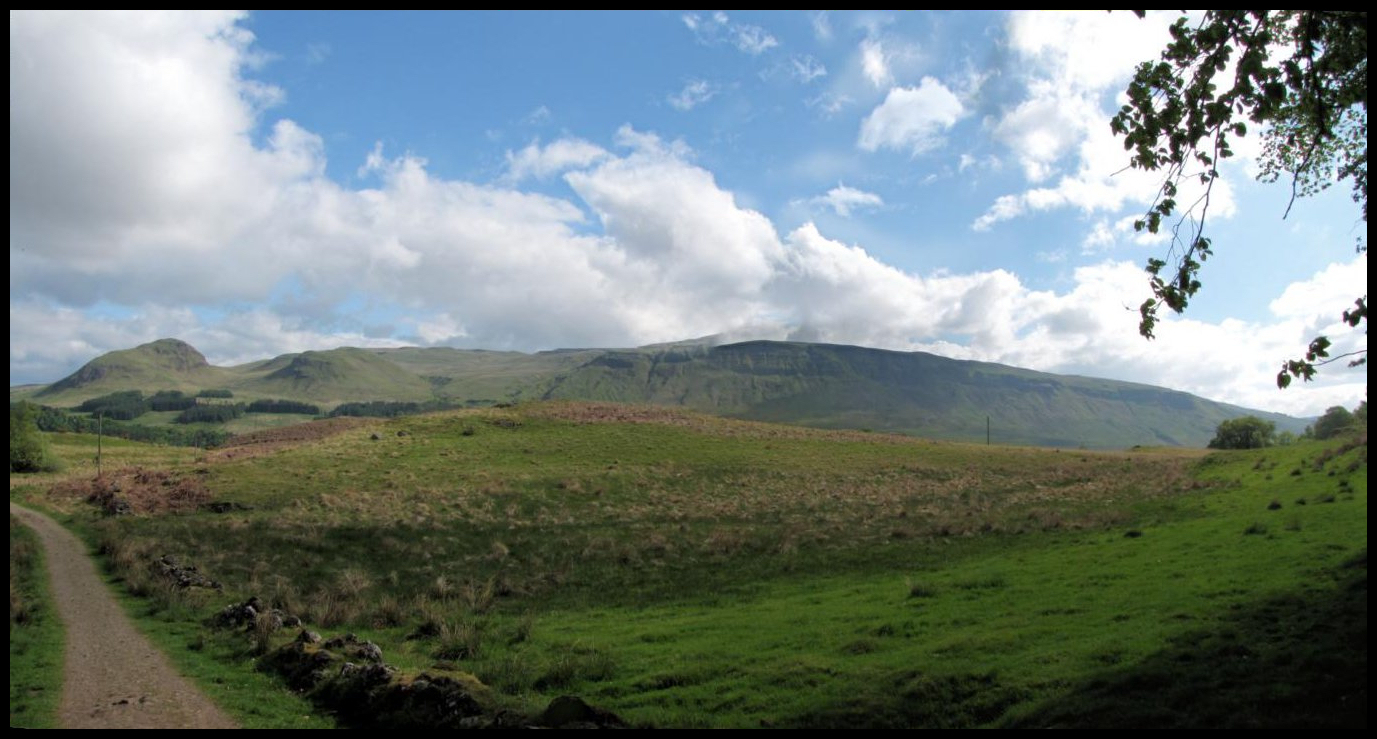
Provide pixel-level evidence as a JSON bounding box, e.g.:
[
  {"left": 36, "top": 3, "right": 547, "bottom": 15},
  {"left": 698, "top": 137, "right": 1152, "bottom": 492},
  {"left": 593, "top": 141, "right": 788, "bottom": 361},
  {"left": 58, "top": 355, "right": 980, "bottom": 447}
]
[{"left": 10, "top": 502, "right": 238, "bottom": 729}]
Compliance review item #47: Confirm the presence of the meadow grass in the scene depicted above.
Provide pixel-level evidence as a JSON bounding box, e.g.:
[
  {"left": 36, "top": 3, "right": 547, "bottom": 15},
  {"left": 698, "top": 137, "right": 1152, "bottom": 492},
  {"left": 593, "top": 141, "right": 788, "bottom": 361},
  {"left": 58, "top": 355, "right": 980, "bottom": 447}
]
[
  {"left": 19, "top": 403, "right": 1367, "bottom": 727},
  {"left": 9, "top": 514, "right": 65, "bottom": 728}
]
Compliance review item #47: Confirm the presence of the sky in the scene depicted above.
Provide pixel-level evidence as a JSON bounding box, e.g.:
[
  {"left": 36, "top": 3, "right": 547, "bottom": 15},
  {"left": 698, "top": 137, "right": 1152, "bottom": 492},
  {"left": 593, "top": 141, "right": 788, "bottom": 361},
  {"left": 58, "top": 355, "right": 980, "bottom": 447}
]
[{"left": 9, "top": 10, "right": 1367, "bottom": 417}]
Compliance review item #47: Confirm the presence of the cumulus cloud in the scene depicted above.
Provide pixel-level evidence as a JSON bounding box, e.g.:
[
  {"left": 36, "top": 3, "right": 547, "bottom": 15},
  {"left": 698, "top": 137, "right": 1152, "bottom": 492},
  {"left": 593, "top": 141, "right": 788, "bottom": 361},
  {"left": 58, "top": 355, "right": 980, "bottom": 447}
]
[
  {"left": 973, "top": 120, "right": 1237, "bottom": 230},
  {"left": 1005, "top": 11, "right": 1177, "bottom": 94},
  {"left": 977, "top": 12, "right": 1246, "bottom": 239},
  {"left": 667, "top": 79, "right": 718, "bottom": 111},
  {"left": 7, "top": 300, "right": 410, "bottom": 381},
  {"left": 10, "top": 11, "right": 1363, "bottom": 418},
  {"left": 857, "top": 78, "right": 964, "bottom": 155},
  {"left": 503, "top": 138, "right": 609, "bottom": 182},
  {"left": 808, "top": 184, "right": 884, "bottom": 217},
  {"left": 991, "top": 85, "right": 1098, "bottom": 182}
]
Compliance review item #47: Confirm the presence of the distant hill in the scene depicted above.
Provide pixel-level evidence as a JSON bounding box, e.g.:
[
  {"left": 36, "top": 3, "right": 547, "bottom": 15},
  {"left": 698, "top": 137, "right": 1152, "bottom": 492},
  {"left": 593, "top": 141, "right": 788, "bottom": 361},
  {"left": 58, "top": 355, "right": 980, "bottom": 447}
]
[
  {"left": 252, "top": 348, "right": 435, "bottom": 404},
  {"left": 538, "top": 341, "right": 1306, "bottom": 448},
  {"left": 36, "top": 339, "right": 231, "bottom": 400},
  {"left": 24, "top": 337, "right": 1307, "bottom": 448}
]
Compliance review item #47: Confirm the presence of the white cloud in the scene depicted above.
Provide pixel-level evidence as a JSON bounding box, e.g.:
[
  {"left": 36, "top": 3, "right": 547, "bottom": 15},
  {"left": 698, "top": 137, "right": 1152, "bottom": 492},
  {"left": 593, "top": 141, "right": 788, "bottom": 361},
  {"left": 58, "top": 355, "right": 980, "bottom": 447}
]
[
  {"left": 732, "top": 24, "right": 779, "bottom": 55},
  {"left": 1082, "top": 220, "right": 1117, "bottom": 252},
  {"left": 978, "top": 11, "right": 1248, "bottom": 244},
  {"left": 991, "top": 84, "right": 1098, "bottom": 182},
  {"left": 7, "top": 300, "right": 411, "bottom": 381},
  {"left": 807, "top": 91, "right": 854, "bottom": 117},
  {"left": 858, "top": 78, "right": 965, "bottom": 155},
  {"left": 668, "top": 79, "right": 718, "bottom": 111},
  {"left": 1269, "top": 257, "right": 1369, "bottom": 322},
  {"left": 681, "top": 12, "right": 778, "bottom": 55},
  {"left": 790, "top": 55, "right": 827, "bottom": 83},
  {"left": 565, "top": 129, "right": 785, "bottom": 325},
  {"left": 808, "top": 184, "right": 884, "bottom": 217},
  {"left": 860, "top": 38, "right": 891, "bottom": 87},
  {"left": 1005, "top": 11, "right": 1177, "bottom": 94},
  {"left": 973, "top": 117, "right": 1238, "bottom": 230},
  {"left": 503, "top": 138, "right": 609, "bottom": 182},
  {"left": 10, "top": 11, "right": 1363, "bottom": 419},
  {"left": 524, "top": 105, "right": 552, "bottom": 125}
]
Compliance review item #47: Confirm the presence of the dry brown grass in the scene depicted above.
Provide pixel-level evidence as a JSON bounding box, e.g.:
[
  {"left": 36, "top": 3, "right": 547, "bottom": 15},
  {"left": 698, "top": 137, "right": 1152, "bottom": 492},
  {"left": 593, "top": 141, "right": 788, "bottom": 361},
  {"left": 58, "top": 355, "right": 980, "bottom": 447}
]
[
  {"left": 49, "top": 466, "right": 212, "bottom": 515},
  {"left": 210, "top": 417, "right": 378, "bottom": 460}
]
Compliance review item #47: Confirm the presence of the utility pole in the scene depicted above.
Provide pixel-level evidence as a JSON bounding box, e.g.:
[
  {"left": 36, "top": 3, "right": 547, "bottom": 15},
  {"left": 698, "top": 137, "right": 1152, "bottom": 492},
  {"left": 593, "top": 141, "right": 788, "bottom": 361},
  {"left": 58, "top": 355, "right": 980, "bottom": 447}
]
[
  {"left": 986, "top": 415, "right": 990, "bottom": 446},
  {"left": 96, "top": 410, "right": 103, "bottom": 479}
]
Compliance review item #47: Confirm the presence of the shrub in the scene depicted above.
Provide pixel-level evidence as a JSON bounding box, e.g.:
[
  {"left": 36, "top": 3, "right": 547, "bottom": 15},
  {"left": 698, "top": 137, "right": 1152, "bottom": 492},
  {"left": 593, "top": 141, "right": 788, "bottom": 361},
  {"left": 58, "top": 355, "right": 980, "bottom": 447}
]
[{"left": 9, "top": 402, "right": 60, "bottom": 473}]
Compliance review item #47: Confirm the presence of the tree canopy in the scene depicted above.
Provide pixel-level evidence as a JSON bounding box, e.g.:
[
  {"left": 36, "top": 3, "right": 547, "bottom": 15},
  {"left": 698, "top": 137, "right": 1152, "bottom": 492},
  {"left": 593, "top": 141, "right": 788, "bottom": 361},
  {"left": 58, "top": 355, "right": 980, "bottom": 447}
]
[
  {"left": 1311, "top": 405, "right": 1356, "bottom": 440},
  {"left": 1208, "top": 415, "right": 1276, "bottom": 449},
  {"left": 1113, "top": 10, "right": 1367, "bottom": 387}
]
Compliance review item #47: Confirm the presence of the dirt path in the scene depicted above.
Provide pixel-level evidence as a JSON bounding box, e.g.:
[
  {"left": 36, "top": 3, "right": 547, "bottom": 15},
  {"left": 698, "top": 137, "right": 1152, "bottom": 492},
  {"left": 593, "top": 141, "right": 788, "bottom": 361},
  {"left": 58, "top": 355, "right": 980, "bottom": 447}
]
[{"left": 10, "top": 502, "right": 238, "bottom": 729}]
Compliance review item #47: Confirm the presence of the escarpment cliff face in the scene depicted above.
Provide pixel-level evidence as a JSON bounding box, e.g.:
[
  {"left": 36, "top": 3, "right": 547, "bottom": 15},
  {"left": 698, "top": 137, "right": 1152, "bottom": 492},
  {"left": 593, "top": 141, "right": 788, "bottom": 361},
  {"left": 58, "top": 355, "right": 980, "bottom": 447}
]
[{"left": 537, "top": 340, "right": 1305, "bottom": 448}]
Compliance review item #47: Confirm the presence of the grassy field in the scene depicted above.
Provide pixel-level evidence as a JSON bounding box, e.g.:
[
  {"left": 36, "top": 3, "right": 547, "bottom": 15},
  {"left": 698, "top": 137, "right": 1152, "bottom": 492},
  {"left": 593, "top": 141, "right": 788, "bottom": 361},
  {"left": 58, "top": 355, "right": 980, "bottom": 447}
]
[
  {"left": 10, "top": 402, "right": 1367, "bottom": 727},
  {"left": 9, "top": 515, "right": 64, "bottom": 728}
]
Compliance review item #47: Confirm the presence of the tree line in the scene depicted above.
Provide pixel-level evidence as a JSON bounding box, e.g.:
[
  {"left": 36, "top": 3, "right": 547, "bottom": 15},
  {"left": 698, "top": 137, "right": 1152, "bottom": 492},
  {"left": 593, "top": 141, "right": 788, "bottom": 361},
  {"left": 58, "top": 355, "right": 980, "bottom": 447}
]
[
  {"left": 1209, "top": 401, "right": 1367, "bottom": 449},
  {"left": 13, "top": 401, "right": 230, "bottom": 451}
]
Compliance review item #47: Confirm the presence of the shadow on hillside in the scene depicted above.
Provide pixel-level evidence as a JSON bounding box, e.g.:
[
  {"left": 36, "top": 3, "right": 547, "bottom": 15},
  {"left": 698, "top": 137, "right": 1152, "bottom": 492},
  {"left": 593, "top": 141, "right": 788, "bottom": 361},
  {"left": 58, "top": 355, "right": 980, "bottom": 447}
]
[{"left": 1009, "top": 549, "right": 1367, "bottom": 729}]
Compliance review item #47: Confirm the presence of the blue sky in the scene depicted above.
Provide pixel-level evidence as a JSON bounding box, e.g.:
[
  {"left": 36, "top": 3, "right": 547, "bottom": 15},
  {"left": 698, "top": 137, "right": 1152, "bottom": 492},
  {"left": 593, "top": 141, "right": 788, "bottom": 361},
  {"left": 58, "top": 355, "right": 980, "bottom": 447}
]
[{"left": 9, "top": 11, "right": 1367, "bottom": 416}]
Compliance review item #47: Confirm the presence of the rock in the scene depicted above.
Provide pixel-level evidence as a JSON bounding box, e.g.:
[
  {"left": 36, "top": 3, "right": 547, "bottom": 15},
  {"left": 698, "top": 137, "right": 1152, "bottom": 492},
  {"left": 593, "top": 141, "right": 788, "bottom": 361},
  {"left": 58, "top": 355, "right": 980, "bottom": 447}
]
[
  {"left": 204, "top": 501, "right": 252, "bottom": 514},
  {"left": 355, "top": 641, "right": 384, "bottom": 664},
  {"left": 323, "top": 633, "right": 359, "bottom": 649},
  {"left": 541, "top": 695, "right": 627, "bottom": 729},
  {"left": 264, "top": 641, "right": 341, "bottom": 692},
  {"left": 156, "top": 554, "right": 222, "bottom": 590},
  {"left": 211, "top": 596, "right": 299, "bottom": 631}
]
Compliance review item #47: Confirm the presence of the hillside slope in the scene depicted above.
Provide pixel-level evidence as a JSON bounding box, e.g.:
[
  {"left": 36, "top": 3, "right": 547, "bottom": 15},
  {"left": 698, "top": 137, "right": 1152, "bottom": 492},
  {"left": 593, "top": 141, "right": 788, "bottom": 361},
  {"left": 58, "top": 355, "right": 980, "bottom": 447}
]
[
  {"left": 540, "top": 341, "right": 1305, "bottom": 448},
  {"left": 249, "top": 348, "right": 435, "bottom": 404},
  {"left": 35, "top": 339, "right": 232, "bottom": 403}
]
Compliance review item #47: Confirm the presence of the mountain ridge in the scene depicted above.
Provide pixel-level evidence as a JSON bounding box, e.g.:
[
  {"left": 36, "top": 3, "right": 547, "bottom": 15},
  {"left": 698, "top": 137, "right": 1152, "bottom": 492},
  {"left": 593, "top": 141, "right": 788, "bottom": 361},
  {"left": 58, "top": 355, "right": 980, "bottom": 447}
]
[{"left": 16, "top": 337, "right": 1308, "bottom": 448}]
